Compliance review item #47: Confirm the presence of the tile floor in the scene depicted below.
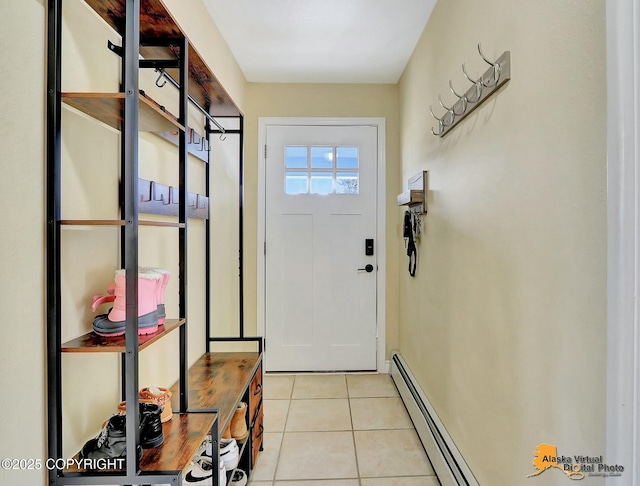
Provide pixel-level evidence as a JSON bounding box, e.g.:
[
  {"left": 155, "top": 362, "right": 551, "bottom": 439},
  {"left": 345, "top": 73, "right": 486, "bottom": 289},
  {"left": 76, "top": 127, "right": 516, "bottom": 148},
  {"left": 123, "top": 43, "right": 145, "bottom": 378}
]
[{"left": 248, "top": 373, "right": 441, "bottom": 486}]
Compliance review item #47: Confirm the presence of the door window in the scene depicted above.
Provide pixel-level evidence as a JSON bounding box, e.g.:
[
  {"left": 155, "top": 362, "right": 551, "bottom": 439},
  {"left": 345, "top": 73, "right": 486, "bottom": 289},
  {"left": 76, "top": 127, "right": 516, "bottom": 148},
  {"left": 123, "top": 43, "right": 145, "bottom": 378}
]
[{"left": 285, "top": 145, "right": 359, "bottom": 195}]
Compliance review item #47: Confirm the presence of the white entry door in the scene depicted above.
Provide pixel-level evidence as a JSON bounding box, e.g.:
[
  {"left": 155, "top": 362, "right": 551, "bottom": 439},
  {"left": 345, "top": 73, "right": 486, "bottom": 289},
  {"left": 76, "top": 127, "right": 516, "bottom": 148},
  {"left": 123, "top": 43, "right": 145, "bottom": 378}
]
[{"left": 265, "top": 124, "right": 379, "bottom": 371}]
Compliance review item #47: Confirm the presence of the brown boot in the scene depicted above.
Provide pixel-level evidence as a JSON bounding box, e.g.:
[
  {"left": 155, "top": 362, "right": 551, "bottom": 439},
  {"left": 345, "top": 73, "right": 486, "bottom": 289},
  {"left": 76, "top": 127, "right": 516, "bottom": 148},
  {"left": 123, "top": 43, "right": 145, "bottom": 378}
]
[
  {"left": 139, "top": 387, "right": 173, "bottom": 423},
  {"left": 224, "top": 402, "right": 249, "bottom": 443}
]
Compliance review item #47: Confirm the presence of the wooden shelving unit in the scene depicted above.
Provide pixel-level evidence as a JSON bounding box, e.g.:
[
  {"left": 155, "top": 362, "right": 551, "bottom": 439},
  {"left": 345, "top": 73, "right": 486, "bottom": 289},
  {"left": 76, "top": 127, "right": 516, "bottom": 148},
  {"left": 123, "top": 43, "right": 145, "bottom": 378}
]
[
  {"left": 61, "top": 319, "right": 185, "bottom": 353},
  {"left": 47, "top": 0, "right": 244, "bottom": 484}
]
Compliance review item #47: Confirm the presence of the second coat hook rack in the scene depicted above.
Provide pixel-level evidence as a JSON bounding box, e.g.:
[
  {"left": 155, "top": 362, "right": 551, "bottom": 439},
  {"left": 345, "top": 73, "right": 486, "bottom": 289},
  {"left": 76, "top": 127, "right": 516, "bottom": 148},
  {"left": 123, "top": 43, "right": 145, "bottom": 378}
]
[{"left": 430, "top": 44, "right": 511, "bottom": 137}]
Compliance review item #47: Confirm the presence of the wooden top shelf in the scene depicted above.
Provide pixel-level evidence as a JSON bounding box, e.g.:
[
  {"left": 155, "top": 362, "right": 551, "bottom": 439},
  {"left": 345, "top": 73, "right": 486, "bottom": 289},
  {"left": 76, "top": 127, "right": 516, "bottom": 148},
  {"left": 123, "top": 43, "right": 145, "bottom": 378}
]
[
  {"left": 82, "top": 0, "right": 241, "bottom": 116},
  {"left": 61, "top": 318, "right": 185, "bottom": 352},
  {"left": 62, "top": 92, "right": 184, "bottom": 132},
  {"left": 170, "top": 352, "right": 262, "bottom": 433}
]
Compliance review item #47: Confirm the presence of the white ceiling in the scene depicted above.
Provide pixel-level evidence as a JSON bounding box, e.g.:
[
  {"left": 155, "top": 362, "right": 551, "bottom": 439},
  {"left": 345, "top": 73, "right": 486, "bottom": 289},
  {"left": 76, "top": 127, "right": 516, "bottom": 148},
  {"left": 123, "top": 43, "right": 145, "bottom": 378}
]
[{"left": 202, "top": 0, "right": 437, "bottom": 84}]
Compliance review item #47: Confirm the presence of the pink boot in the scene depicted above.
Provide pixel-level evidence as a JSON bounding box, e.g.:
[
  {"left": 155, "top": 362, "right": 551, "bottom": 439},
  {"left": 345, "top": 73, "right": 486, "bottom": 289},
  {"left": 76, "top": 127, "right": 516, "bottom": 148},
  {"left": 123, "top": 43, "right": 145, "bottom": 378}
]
[
  {"left": 94, "top": 268, "right": 171, "bottom": 325},
  {"left": 140, "top": 267, "right": 170, "bottom": 324},
  {"left": 92, "top": 270, "right": 160, "bottom": 337}
]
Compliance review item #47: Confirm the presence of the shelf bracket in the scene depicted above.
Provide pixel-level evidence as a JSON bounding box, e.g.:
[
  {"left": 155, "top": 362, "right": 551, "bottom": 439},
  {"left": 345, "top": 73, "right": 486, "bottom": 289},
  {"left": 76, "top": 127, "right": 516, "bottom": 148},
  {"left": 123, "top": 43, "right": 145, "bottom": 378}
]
[{"left": 108, "top": 40, "right": 180, "bottom": 69}]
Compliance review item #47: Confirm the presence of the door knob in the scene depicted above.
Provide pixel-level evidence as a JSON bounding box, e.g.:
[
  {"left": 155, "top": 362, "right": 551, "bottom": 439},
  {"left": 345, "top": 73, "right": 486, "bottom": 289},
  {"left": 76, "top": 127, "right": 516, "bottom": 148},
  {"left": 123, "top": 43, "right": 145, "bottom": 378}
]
[{"left": 358, "top": 264, "right": 374, "bottom": 273}]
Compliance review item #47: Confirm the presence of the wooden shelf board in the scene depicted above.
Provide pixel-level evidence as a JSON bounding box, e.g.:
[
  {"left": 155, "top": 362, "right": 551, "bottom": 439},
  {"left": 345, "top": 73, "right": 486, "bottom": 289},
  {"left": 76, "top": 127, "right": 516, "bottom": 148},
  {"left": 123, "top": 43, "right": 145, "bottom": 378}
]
[
  {"left": 65, "top": 411, "right": 217, "bottom": 474},
  {"left": 61, "top": 318, "right": 185, "bottom": 352},
  {"left": 170, "top": 352, "right": 262, "bottom": 433},
  {"left": 140, "top": 412, "right": 217, "bottom": 472},
  {"left": 82, "top": 0, "right": 240, "bottom": 116},
  {"left": 60, "top": 219, "right": 185, "bottom": 228},
  {"left": 62, "top": 92, "right": 185, "bottom": 132}
]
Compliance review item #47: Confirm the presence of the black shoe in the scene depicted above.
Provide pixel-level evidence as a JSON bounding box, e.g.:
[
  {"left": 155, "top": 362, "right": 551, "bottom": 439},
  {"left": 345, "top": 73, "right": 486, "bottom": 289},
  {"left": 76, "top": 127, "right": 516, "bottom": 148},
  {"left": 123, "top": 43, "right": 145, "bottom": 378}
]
[
  {"left": 140, "top": 402, "right": 164, "bottom": 449},
  {"left": 79, "top": 415, "right": 142, "bottom": 466}
]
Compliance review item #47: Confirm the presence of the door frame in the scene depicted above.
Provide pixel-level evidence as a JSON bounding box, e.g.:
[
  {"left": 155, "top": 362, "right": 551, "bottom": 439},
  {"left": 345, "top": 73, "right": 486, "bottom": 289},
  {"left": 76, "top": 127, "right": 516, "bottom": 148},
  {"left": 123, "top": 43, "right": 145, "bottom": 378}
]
[
  {"left": 257, "top": 117, "right": 387, "bottom": 372},
  {"left": 606, "top": 0, "right": 639, "bottom": 482}
]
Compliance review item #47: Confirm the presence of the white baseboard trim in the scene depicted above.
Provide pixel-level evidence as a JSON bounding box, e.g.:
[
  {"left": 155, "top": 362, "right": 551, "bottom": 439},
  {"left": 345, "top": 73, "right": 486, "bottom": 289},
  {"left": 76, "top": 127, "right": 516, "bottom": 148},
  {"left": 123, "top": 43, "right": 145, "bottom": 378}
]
[{"left": 390, "top": 352, "right": 479, "bottom": 486}]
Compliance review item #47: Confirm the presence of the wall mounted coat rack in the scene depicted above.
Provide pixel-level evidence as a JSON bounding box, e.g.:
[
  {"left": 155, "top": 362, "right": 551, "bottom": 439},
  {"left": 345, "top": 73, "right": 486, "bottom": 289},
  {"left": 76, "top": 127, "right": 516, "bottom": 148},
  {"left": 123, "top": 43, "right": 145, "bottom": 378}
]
[
  {"left": 430, "top": 44, "right": 511, "bottom": 137},
  {"left": 138, "top": 178, "right": 209, "bottom": 219}
]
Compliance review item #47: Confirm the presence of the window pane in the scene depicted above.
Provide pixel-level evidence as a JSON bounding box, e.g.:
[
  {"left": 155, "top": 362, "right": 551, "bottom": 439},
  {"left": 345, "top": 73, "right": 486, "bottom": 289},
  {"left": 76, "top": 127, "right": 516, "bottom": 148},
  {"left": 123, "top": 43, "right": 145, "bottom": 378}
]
[
  {"left": 336, "top": 172, "right": 359, "bottom": 194},
  {"left": 336, "top": 147, "right": 358, "bottom": 169},
  {"left": 311, "top": 146, "right": 333, "bottom": 169},
  {"left": 286, "top": 171, "right": 308, "bottom": 194},
  {"left": 285, "top": 146, "right": 308, "bottom": 169},
  {"left": 310, "top": 172, "right": 333, "bottom": 194}
]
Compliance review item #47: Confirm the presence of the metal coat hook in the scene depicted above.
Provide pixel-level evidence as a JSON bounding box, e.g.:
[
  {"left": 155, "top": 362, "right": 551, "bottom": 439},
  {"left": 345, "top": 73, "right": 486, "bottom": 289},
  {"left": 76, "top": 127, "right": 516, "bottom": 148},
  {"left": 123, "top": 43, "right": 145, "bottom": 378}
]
[
  {"left": 436, "top": 95, "right": 456, "bottom": 127},
  {"left": 477, "top": 43, "right": 500, "bottom": 87},
  {"left": 429, "top": 106, "right": 445, "bottom": 136},
  {"left": 461, "top": 63, "right": 483, "bottom": 103},
  {"left": 430, "top": 122, "right": 444, "bottom": 137},
  {"left": 437, "top": 95, "right": 456, "bottom": 126},
  {"left": 155, "top": 68, "right": 167, "bottom": 88},
  {"left": 219, "top": 131, "right": 226, "bottom": 142},
  {"left": 437, "top": 94, "right": 453, "bottom": 113},
  {"left": 448, "top": 80, "right": 468, "bottom": 114}
]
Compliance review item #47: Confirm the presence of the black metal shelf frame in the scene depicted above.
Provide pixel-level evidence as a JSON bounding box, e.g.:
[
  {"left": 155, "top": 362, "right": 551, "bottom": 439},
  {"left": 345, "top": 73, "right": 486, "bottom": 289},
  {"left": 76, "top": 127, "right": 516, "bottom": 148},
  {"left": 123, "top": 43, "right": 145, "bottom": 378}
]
[{"left": 45, "top": 0, "right": 239, "bottom": 484}]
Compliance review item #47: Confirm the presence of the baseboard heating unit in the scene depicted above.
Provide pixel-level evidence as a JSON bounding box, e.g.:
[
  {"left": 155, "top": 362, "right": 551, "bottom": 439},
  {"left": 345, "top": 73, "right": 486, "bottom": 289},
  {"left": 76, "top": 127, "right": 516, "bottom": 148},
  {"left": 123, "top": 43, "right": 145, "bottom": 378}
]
[{"left": 390, "top": 352, "right": 479, "bottom": 486}]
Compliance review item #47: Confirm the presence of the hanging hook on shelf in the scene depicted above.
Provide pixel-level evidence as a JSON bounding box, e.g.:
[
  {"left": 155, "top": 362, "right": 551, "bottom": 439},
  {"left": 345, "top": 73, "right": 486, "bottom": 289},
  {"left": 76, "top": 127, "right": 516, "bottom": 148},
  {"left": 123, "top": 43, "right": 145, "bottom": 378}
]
[
  {"left": 430, "top": 124, "right": 444, "bottom": 137},
  {"left": 429, "top": 105, "right": 443, "bottom": 122},
  {"left": 437, "top": 95, "right": 456, "bottom": 126},
  {"left": 155, "top": 68, "right": 167, "bottom": 88},
  {"left": 429, "top": 105, "right": 445, "bottom": 136},
  {"left": 477, "top": 43, "right": 501, "bottom": 87},
  {"left": 219, "top": 131, "right": 226, "bottom": 142},
  {"left": 462, "top": 63, "right": 483, "bottom": 103},
  {"left": 448, "top": 80, "right": 468, "bottom": 115},
  {"left": 437, "top": 94, "right": 453, "bottom": 112}
]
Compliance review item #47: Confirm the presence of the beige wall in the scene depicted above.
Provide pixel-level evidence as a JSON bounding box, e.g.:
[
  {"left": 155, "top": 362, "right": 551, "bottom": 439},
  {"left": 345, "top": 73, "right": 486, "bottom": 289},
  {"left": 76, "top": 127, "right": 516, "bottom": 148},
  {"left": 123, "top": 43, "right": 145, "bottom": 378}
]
[
  {"left": 0, "top": 1, "right": 46, "bottom": 485},
  {"left": 243, "top": 83, "right": 401, "bottom": 356},
  {"left": 397, "top": 0, "right": 606, "bottom": 484},
  {"left": 0, "top": 0, "right": 245, "bottom": 483}
]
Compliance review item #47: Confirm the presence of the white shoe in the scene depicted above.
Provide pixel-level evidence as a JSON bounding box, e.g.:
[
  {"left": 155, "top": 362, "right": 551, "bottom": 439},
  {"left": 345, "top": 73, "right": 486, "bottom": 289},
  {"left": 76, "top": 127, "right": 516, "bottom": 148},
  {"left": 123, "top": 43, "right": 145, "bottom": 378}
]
[
  {"left": 220, "top": 438, "right": 239, "bottom": 470},
  {"left": 194, "top": 435, "right": 212, "bottom": 460},
  {"left": 183, "top": 457, "right": 213, "bottom": 485},
  {"left": 229, "top": 469, "right": 247, "bottom": 486},
  {"left": 219, "top": 458, "right": 227, "bottom": 486}
]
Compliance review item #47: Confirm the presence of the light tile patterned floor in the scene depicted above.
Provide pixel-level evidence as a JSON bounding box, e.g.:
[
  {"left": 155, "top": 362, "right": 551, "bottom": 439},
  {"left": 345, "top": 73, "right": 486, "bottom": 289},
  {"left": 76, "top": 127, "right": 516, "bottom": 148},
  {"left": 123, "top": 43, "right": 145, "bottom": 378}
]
[{"left": 248, "top": 373, "right": 440, "bottom": 486}]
